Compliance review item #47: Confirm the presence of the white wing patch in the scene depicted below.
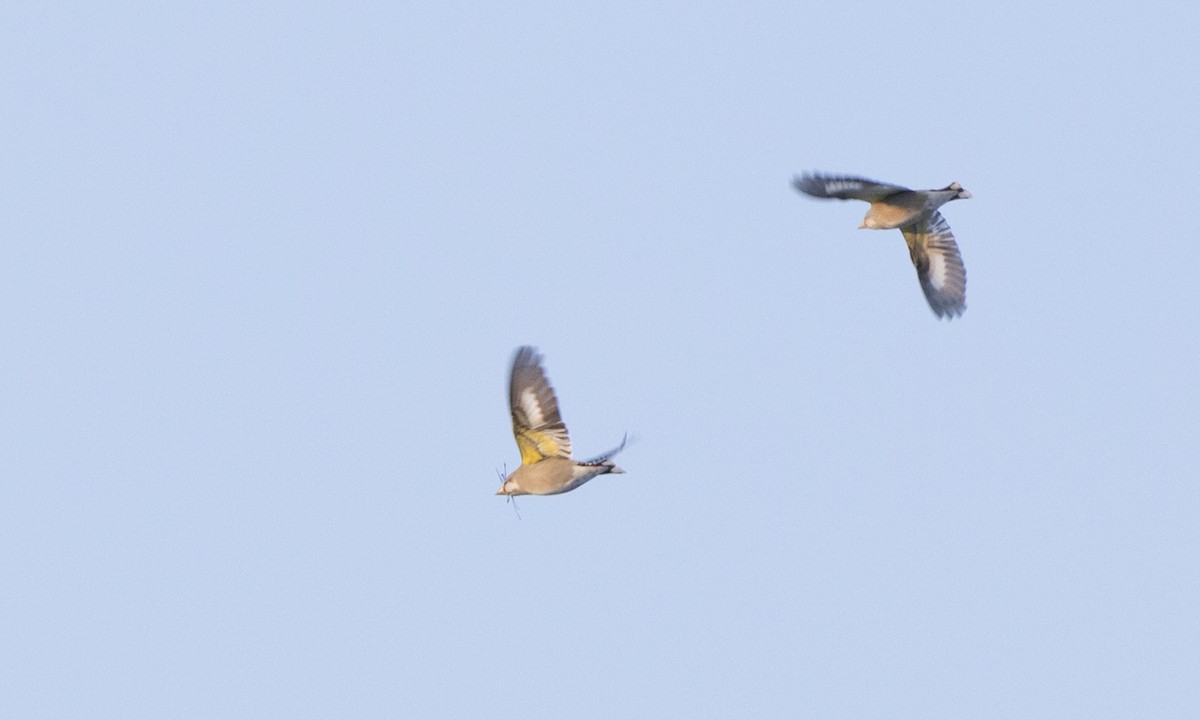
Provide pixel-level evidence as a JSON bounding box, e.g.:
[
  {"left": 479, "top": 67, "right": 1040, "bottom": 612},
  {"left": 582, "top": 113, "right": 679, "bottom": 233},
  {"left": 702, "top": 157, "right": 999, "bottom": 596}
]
[
  {"left": 518, "top": 387, "right": 546, "bottom": 427},
  {"left": 824, "top": 179, "right": 864, "bottom": 194},
  {"left": 926, "top": 250, "right": 947, "bottom": 290}
]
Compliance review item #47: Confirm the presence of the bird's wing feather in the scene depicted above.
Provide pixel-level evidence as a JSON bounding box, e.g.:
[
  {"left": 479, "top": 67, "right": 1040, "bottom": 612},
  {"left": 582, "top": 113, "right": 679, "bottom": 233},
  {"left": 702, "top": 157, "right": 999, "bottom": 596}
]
[
  {"left": 581, "top": 433, "right": 627, "bottom": 465},
  {"left": 901, "top": 211, "right": 967, "bottom": 318},
  {"left": 509, "top": 346, "right": 572, "bottom": 463},
  {"left": 792, "top": 173, "right": 909, "bottom": 201}
]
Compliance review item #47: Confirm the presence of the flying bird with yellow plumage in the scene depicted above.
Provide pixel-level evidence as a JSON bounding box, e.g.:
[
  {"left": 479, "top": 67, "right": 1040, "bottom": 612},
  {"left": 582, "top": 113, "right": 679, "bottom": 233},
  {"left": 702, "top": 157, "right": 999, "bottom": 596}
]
[{"left": 495, "top": 346, "right": 626, "bottom": 497}]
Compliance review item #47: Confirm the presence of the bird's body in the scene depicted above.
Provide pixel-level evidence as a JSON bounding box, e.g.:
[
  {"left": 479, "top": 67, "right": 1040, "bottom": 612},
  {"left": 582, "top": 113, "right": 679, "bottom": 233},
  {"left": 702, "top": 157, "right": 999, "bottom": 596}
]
[
  {"left": 792, "top": 172, "right": 972, "bottom": 318},
  {"left": 502, "top": 456, "right": 621, "bottom": 496},
  {"left": 496, "top": 346, "right": 625, "bottom": 497}
]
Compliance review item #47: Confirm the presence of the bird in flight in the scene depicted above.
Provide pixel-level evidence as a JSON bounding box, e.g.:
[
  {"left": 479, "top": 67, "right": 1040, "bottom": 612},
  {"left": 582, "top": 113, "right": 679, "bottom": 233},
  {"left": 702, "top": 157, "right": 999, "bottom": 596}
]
[
  {"left": 496, "top": 346, "right": 626, "bottom": 496},
  {"left": 792, "top": 172, "right": 972, "bottom": 319}
]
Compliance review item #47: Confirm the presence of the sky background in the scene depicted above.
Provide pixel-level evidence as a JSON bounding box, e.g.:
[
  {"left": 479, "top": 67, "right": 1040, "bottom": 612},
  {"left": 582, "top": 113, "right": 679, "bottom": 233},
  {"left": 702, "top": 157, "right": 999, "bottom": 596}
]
[{"left": 3, "top": 2, "right": 1199, "bottom": 718}]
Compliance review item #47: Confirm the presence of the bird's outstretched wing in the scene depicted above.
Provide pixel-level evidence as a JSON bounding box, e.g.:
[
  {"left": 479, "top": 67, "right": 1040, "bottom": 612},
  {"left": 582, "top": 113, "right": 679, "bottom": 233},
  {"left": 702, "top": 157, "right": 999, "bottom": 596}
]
[
  {"left": 581, "top": 433, "right": 627, "bottom": 466},
  {"left": 901, "top": 212, "right": 967, "bottom": 318},
  {"left": 509, "top": 346, "right": 572, "bottom": 464},
  {"left": 792, "top": 173, "right": 909, "bottom": 202}
]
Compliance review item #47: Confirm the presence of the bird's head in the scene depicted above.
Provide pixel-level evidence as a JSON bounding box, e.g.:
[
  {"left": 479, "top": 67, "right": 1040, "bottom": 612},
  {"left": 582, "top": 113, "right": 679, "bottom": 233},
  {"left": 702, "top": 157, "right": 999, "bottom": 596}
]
[{"left": 495, "top": 468, "right": 522, "bottom": 496}]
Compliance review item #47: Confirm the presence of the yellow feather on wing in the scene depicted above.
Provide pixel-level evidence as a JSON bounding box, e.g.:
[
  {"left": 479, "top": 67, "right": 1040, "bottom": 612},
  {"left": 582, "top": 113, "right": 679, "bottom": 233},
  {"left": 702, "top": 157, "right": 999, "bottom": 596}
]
[{"left": 513, "top": 424, "right": 567, "bottom": 465}]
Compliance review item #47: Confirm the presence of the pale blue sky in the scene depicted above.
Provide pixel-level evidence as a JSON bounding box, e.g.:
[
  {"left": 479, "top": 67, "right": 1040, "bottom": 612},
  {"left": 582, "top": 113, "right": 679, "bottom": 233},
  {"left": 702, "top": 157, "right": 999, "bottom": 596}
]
[{"left": 3, "top": 2, "right": 1199, "bottom": 718}]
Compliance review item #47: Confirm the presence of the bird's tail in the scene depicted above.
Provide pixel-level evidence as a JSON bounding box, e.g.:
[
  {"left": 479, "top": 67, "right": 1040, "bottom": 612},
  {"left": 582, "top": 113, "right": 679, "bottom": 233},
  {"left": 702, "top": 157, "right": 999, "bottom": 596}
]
[{"left": 942, "top": 182, "right": 972, "bottom": 200}]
